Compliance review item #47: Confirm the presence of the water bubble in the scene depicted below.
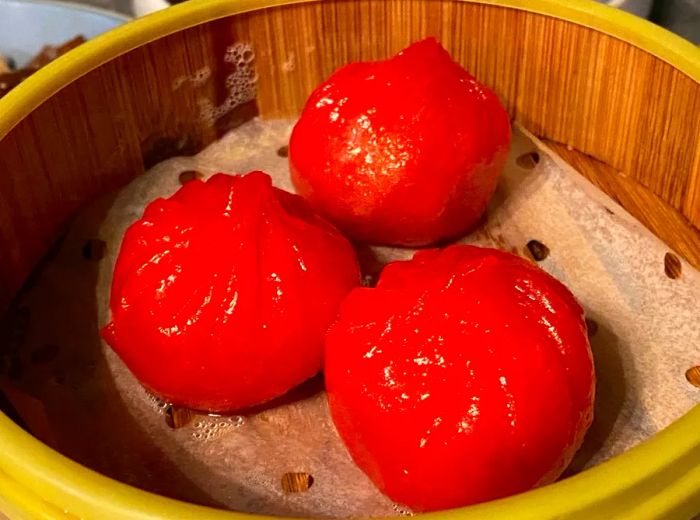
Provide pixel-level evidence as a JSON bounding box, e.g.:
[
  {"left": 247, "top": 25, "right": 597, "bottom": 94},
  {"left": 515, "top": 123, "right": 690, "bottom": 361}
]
[
  {"left": 200, "top": 42, "right": 257, "bottom": 125},
  {"left": 145, "top": 392, "right": 170, "bottom": 415},
  {"left": 229, "top": 415, "right": 245, "bottom": 427},
  {"left": 191, "top": 67, "right": 211, "bottom": 87},
  {"left": 172, "top": 67, "right": 211, "bottom": 91},
  {"left": 392, "top": 504, "right": 414, "bottom": 516},
  {"left": 392, "top": 504, "right": 415, "bottom": 516}
]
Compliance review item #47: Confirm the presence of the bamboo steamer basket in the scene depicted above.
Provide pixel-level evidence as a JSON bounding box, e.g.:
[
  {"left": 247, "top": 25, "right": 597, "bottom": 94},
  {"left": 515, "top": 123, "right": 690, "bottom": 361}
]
[{"left": 0, "top": 0, "right": 699, "bottom": 518}]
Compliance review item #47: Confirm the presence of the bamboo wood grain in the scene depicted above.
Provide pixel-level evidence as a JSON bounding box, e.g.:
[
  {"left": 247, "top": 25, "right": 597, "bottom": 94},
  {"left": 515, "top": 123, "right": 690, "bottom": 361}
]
[{"left": 0, "top": 0, "right": 698, "bottom": 309}]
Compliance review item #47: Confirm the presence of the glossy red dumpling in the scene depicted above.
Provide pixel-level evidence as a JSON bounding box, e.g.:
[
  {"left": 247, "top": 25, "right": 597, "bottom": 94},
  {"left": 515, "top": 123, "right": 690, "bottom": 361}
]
[
  {"left": 102, "top": 172, "right": 360, "bottom": 412},
  {"left": 325, "top": 245, "right": 595, "bottom": 511},
  {"left": 289, "top": 38, "right": 511, "bottom": 246}
]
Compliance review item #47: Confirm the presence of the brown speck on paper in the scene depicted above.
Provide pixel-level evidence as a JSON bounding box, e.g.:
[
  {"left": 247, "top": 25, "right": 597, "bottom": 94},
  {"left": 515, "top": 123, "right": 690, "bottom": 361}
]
[
  {"left": 664, "top": 252, "right": 682, "bottom": 279},
  {"left": 165, "top": 405, "right": 196, "bottom": 429},
  {"left": 526, "top": 239, "right": 550, "bottom": 261},
  {"left": 685, "top": 366, "right": 700, "bottom": 388},
  {"left": 515, "top": 151, "right": 540, "bottom": 169},
  {"left": 281, "top": 472, "right": 314, "bottom": 493}
]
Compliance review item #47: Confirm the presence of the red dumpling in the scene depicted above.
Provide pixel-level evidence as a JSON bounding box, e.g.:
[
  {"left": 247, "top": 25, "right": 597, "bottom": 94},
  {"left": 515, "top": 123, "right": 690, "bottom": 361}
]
[
  {"left": 290, "top": 38, "right": 511, "bottom": 246},
  {"left": 325, "top": 245, "right": 594, "bottom": 511},
  {"left": 102, "top": 171, "right": 360, "bottom": 412}
]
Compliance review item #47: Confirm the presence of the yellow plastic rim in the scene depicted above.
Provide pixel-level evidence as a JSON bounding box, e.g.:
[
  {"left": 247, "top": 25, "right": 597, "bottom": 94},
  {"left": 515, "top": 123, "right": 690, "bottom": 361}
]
[{"left": 0, "top": 0, "right": 699, "bottom": 518}]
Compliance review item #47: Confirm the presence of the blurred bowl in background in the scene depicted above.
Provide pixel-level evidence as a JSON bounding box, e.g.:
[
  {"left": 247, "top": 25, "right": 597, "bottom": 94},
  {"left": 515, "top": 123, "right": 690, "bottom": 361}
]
[
  {"left": 604, "top": 0, "right": 654, "bottom": 18},
  {"left": 130, "top": 0, "right": 166, "bottom": 17},
  {"left": 0, "top": 0, "right": 129, "bottom": 67},
  {"left": 653, "top": 0, "right": 700, "bottom": 44}
]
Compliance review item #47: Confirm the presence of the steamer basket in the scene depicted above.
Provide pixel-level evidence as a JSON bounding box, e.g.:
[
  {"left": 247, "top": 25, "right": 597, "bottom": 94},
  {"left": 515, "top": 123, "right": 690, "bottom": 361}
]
[{"left": 0, "top": 0, "right": 699, "bottom": 518}]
